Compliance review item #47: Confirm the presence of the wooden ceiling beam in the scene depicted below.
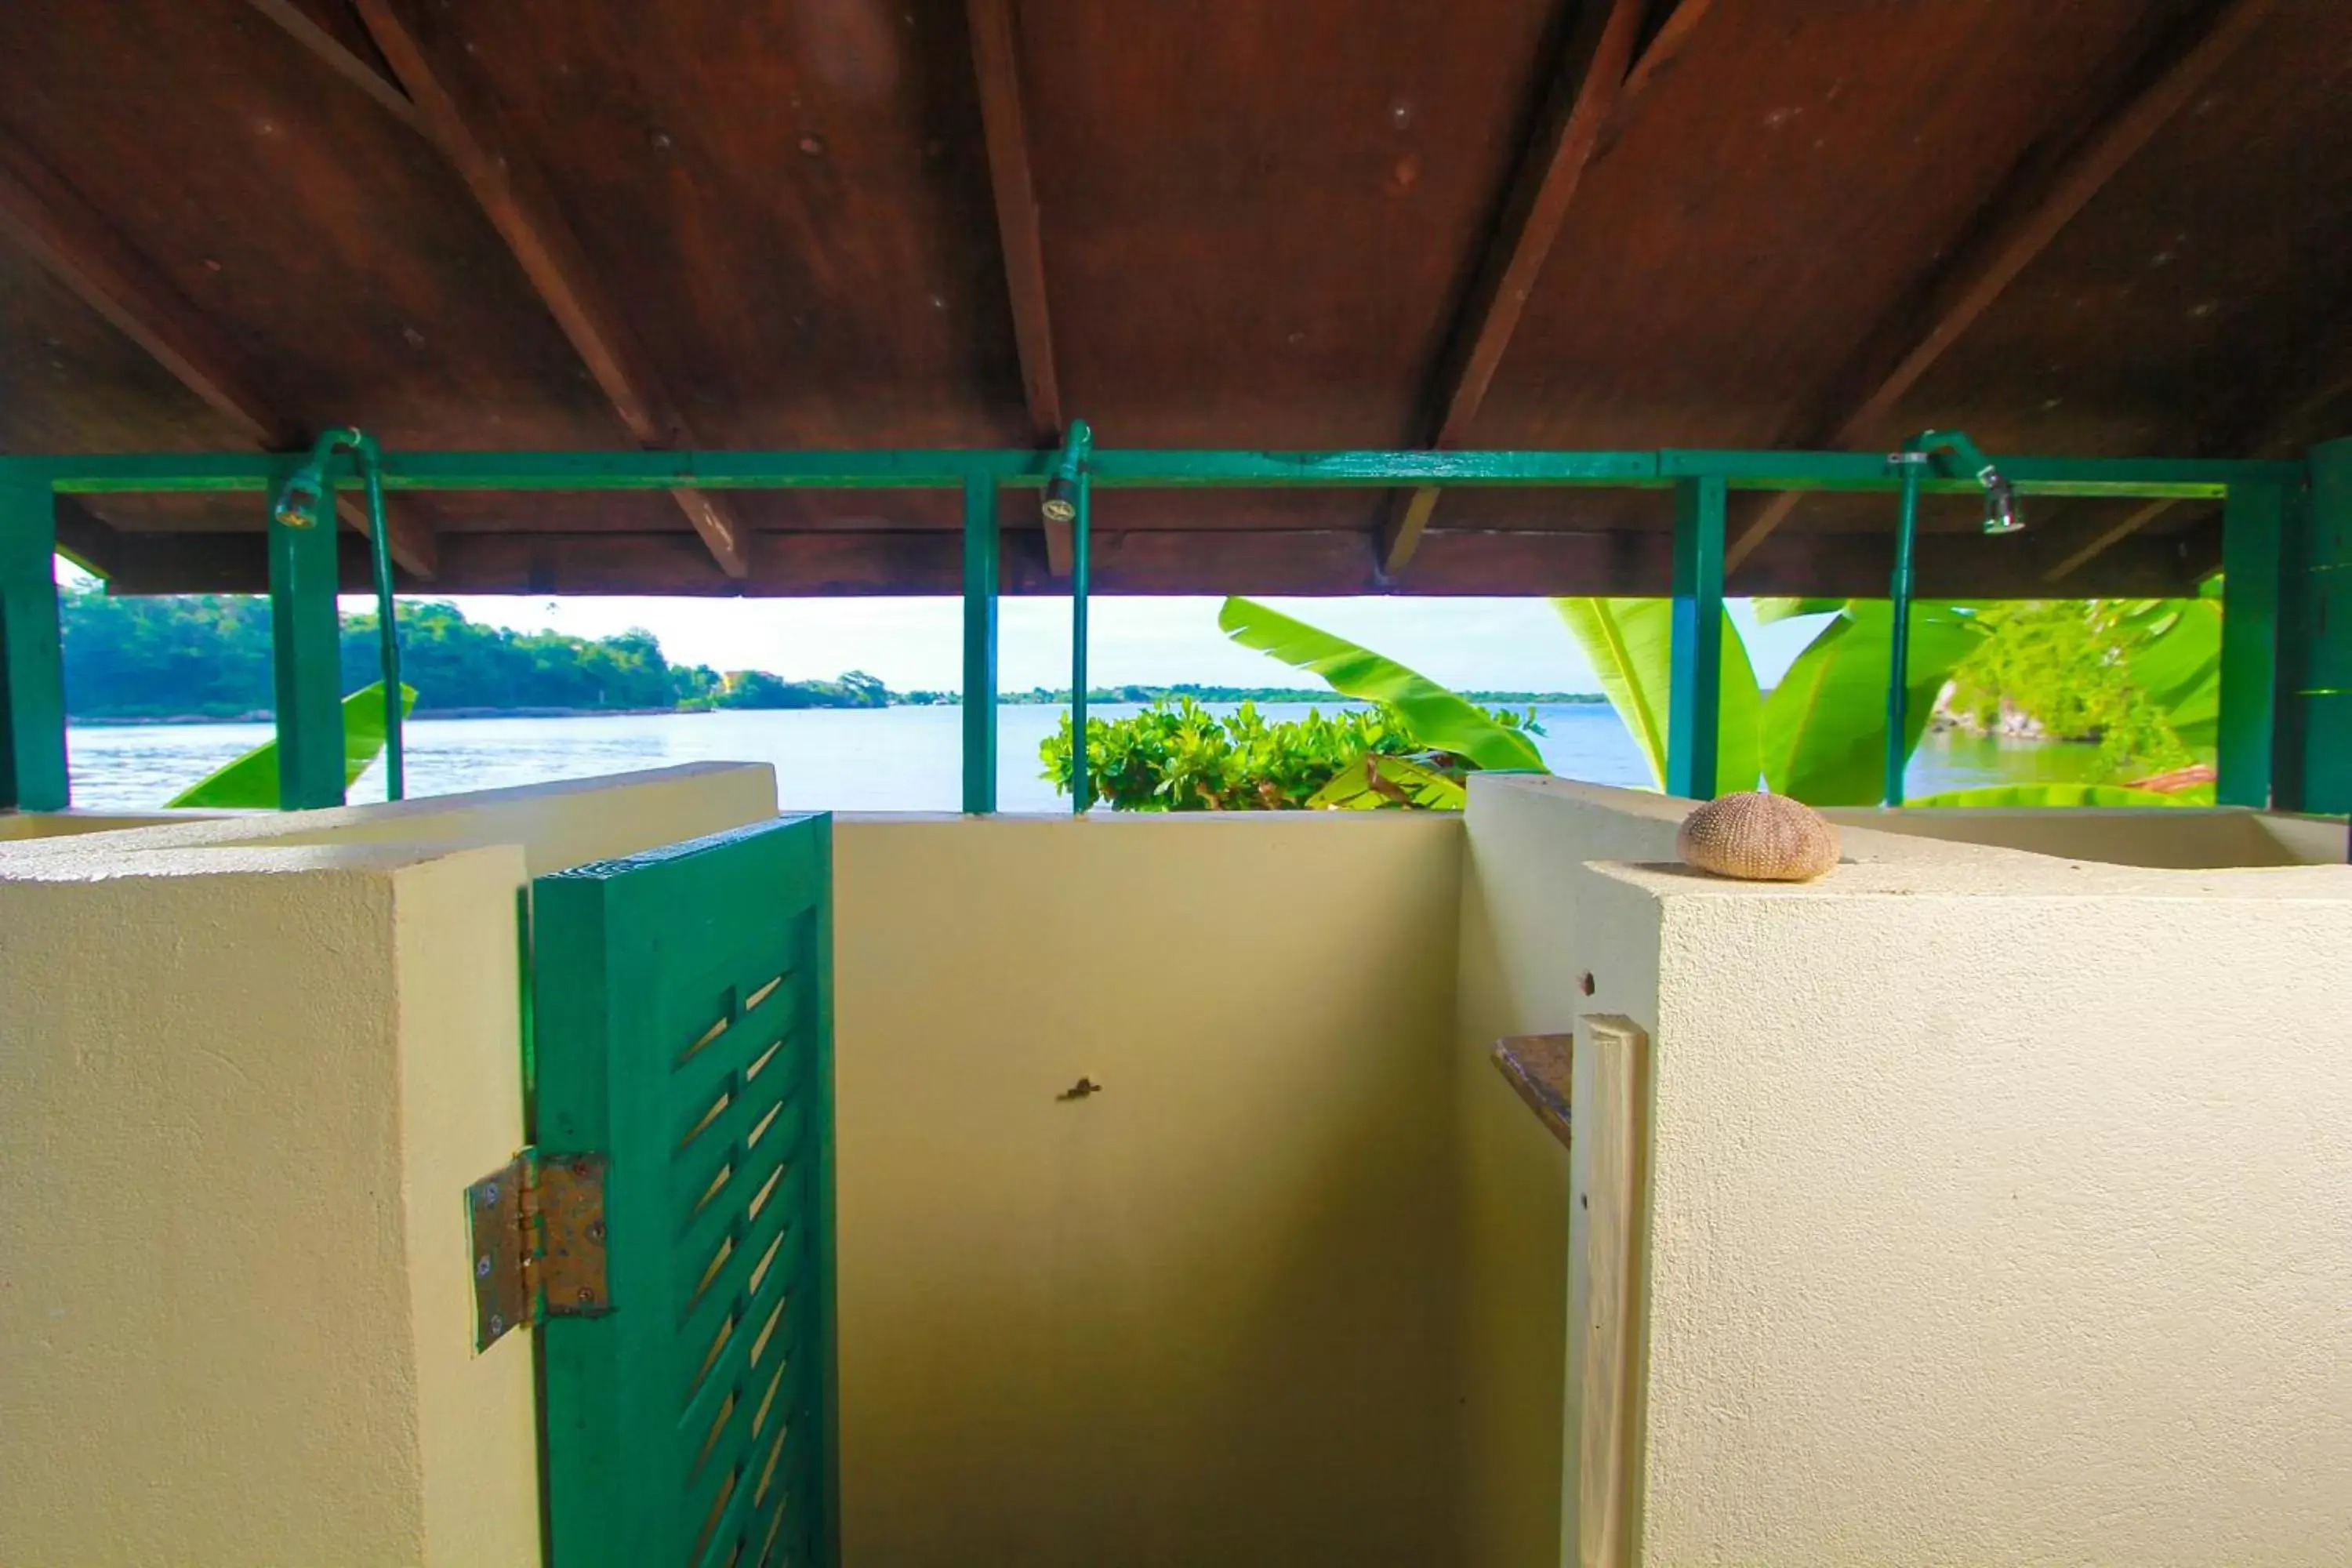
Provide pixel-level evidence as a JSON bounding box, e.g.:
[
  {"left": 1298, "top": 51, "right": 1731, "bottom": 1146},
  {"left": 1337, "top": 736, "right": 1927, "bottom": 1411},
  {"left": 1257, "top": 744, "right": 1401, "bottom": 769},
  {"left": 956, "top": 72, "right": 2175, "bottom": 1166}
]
[
  {"left": 1377, "top": 0, "right": 1664, "bottom": 579},
  {"left": 50, "top": 499, "right": 132, "bottom": 579},
  {"left": 967, "top": 0, "right": 1072, "bottom": 577},
  {"left": 242, "top": 0, "right": 426, "bottom": 136},
  {"left": 2040, "top": 301, "right": 2352, "bottom": 582},
  {"left": 93, "top": 523, "right": 2196, "bottom": 601},
  {"left": 350, "top": 0, "right": 750, "bottom": 578},
  {"left": 1723, "top": 0, "right": 2278, "bottom": 572},
  {"left": 0, "top": 133, "right": 439, "bottom": 578}
]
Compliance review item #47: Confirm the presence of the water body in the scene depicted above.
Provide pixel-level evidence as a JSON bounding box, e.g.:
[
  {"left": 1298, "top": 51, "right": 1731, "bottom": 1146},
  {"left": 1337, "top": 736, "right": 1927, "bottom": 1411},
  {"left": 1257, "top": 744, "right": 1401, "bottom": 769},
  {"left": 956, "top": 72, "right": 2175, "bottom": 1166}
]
[{"left": 64, "top": 702, "right": 2111, "bottom": 814}]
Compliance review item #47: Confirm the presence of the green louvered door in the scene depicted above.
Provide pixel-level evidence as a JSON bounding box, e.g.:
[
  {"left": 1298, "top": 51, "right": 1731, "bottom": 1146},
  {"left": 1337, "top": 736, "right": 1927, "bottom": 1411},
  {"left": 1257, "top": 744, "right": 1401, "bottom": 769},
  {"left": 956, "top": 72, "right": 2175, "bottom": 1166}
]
[{"left": 534, "top": 814, "right": 837, "bottom": 1568}]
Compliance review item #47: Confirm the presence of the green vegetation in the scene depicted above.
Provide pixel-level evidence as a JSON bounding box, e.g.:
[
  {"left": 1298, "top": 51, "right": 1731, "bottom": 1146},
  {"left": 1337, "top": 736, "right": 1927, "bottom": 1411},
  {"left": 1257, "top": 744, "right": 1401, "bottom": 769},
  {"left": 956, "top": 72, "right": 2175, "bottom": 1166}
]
[
  {"left": 1943, "top": 596, "right": 2218, "bottom": 774},
  {"left": 166, "top": 682, "right": 416, "bottom": 808},
  {"left": 1552, "top": 593, "right": 2219, "bottom": 805},
  {"left": 1042, "top": 600, "right": 1544, "bottom": 810},
  {"left": 59, "top": 589, "right": 939, "bottom": 717},
  {"left": 1073, "top": 593, "right": 2227, "bottom": 813}
]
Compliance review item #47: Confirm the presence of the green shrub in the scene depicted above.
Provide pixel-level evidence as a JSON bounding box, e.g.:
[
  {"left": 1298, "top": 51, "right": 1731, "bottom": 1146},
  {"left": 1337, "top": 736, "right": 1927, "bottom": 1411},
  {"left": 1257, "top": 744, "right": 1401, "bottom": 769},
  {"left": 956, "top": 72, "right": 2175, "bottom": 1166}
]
[{"left": 1040, "top": 697, "right": 1539, "bottom": 811}]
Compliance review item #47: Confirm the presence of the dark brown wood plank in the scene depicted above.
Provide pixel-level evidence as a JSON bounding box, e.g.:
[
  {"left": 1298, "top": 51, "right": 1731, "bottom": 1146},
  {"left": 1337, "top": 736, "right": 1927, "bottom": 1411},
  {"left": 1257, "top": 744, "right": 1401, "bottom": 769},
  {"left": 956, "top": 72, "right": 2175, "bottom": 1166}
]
[
  {"left": 92, "top": 517, "right": 2198, "bottom": 600},
  {"left": 968, "top": 0, "right": 1073, "bottom": 576},
  {"left": 0, "top": 130, "right": 439, "bottom": 577},
  {"left": 1472, "top": 3, "right": 2171, "bottom": 458},
  {"left": 0, "top": 136, "right": 292, "bottom": 449},
  {"left": 1492, "top": 1033, "right": 1574, "bottom": 1150},
  {"left": 242, "top": 0, "right": 425, "bottom": 136},
  {"left": 1022, "top": 0, "right": 1561, "bottom": 457},
  {"left": 1379, "top": 0, "right": 1651, "bottom": 577},
  {"left": 1725, "top": 0, "right": 2278, "bottom": 571},
  {"left": 51, "top": 498, "right": 130, "bottom": 578},
  {"left": 352, "top": 0, "right": 749, "bottom": 577}
]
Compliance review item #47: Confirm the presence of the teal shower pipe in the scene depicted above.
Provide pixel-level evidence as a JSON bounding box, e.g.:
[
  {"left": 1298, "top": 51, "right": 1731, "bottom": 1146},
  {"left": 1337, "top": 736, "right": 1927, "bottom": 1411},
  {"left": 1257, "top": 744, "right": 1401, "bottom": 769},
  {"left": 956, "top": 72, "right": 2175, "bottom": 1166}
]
[
  {"left": 271, "top": 428, "right": 405, "bottom": 801},
  {"left": 1884, "top": 430, "right": 2024, "bottom": 807}
]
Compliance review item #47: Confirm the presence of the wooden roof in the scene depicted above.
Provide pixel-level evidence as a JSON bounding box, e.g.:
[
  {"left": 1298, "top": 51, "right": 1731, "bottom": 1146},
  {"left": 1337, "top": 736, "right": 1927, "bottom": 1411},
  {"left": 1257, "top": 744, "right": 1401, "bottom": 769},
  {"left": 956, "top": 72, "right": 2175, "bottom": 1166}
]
[{"left": 2, "top": 0, "right": 2347, "bottom": 597}]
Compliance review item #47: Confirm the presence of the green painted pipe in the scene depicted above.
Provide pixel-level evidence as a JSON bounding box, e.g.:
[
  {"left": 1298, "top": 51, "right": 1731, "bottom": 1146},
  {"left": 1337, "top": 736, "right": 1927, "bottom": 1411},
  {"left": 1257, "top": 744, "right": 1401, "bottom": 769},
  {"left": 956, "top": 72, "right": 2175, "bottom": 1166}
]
[
  {"left": 1044, "top": 421, "right": 1094, "bottom": 814},
  {"left": 1884, "top": 454, "right": 1924, "bottom": 808},
  {"left": 271, "top": 426, "right": 405, "bottom": 802},
  {"left": 1886, "top": 429, "right": 2027, "bottom": 805}
]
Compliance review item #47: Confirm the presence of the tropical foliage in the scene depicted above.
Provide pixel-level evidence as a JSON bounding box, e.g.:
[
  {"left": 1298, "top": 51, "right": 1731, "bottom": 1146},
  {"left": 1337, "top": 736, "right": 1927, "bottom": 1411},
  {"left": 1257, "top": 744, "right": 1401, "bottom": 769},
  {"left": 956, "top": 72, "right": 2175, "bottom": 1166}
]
[
  {"left": 165, "top": 682, "right": 416, "bottom": 808},
  {"left": 1093, "top": 591, "right": 2227, "bottom": 813},
  {"left": 1554, "top": 593, "right": 2221, "bottom": 806},
  {"left": 60, "top": 589, "right": 934, "bottom": 717},
  {"left": 1040, "top": 599, "right": 1545, "bottom": 810},
  {"left": 1041, "top": 698, "right": 1497, "bottom": 811}
]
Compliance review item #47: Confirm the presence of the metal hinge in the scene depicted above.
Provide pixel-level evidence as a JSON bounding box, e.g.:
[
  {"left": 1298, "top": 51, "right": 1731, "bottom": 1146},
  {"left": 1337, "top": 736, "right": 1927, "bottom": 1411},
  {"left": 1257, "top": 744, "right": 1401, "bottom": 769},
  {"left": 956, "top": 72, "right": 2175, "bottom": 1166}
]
[{"left": 466, "top": 1149, "right": 611, "bottom": 1351}]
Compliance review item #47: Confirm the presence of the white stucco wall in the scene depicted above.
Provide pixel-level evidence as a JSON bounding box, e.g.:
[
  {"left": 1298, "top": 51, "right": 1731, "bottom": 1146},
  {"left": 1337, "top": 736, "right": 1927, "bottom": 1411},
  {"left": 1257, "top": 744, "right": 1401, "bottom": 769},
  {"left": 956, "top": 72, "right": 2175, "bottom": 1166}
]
[
  {"left": 1463, "top": 778, "right": 2352, "bottom": 1566},
  {"left": 0, "top": 765, "right": 782, "bottom": 1566},
  {"left": 1621, "top": 848, "right": 2352, "bottom": 1565}
]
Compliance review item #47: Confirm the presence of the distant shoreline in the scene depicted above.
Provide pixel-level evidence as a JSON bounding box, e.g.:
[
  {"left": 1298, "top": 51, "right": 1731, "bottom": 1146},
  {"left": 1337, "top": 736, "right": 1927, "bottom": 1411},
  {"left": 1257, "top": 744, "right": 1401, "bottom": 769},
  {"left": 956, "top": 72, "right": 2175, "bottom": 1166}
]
[{"left": 70, "top": 691, "right": 1611, "bottom": 727}]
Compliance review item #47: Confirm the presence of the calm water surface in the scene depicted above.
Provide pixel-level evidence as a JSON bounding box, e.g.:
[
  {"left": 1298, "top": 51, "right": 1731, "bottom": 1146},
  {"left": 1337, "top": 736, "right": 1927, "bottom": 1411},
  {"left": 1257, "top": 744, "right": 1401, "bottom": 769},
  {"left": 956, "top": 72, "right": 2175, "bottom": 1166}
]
[{"left": 65, "top": 703, "right": 2107, "bottom": 812}]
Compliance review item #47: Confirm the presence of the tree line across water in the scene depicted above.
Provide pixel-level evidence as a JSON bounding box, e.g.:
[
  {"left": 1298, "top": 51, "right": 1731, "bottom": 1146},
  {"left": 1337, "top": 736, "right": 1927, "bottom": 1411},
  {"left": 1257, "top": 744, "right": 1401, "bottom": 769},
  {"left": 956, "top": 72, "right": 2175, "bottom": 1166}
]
[{"left": 57, "top": 587, "right": 1597, "bottom": 720}]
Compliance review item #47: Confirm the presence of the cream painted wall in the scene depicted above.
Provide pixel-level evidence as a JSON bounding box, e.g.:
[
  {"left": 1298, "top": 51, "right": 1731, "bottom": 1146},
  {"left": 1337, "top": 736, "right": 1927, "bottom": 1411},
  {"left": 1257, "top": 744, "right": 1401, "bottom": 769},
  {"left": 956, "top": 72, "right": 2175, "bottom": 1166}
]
[
  {"left": 0, "top": 809, "right": 218, "bottom": 840},
  {"left": 1622, "top": 851, "right": 2352, "bottom": 1563},
  {"left": 1465, "top": 778, "right": 2352, "bottom": 1565},
  {"left": 0, "top": 760, "right": 777, "bottom": 877},
  {"left": 1823, "top": 803, "right": 2350, "bottom": 868},
  {"left": 0, "top": 766, "right": 781, "bottom": 1566},
  {"left": 0, "top": 843, "right": 538, "bottom": 1566},
  {"left": 1452, "top": 778, "right": 1686, "bottom": 1568},
  {"left": 831, "top": 812, "right": 1466, "bottom": 1566}
]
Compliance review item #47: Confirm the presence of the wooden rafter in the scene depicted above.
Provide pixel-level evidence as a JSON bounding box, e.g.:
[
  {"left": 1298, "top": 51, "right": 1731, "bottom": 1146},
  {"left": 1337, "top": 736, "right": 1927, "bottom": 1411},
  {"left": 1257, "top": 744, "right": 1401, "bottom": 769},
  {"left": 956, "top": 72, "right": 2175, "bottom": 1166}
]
[
  {"left": 1377, "top": 0, "right": 1663, "bottom": 578},
  {"left": 967, "top": 0, "right": 1072, "bottom": 576},
  {"left": 0, "top": 133, "right": 439, "bottom": 577},
  {"left": 243, "top": 0, "right": 425, "bottom": 136},
  {"left": 348, "top": 0, "right": 751, "bottom": 578},
  {"left": 50, "top": 498, "right": 129, "bottom": 579},
  {"left": 99, "top": 519, "right": 2198, "bottom": 601},
  {"left": 2042, "top": 303, "right": 2352, "bottom": 582},
  {"left": 1723, "top": 0, "right": 2278, "bottom": 572}
]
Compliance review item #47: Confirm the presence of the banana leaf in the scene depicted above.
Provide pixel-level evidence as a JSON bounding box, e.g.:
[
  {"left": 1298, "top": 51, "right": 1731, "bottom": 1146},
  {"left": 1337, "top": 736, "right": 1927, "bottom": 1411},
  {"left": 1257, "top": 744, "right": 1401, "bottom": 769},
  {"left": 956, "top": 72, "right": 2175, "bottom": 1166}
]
[
  {"left": 1762, "top": 601, "right": 1985, "bottom": 805},
  {"left": 1307, "top": 753, "right": 1468, "bottom": 811},
  {"left": 1902, "top": 783, "right": 2195, "bottom": 809},
  {"left": 167, "top": 681, "right": 417, "bottom": 808},
  {"left": 1216, "top": 597, "right": 1545, "bottom": 772},
  {"left": 1751, "top": 597, "right": 1847, "bottom": 623},
  {"left": 2122, "top": 598, "right": 2221, "bottom": 750},
  {"left": 1551, "top": 598, "right": 1762, "bottom": 792}
]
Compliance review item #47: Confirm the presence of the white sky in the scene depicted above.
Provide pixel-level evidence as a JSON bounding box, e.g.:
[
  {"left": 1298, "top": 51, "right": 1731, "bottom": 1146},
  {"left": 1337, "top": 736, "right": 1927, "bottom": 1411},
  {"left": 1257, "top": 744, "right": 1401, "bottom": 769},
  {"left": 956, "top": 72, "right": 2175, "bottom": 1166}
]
[
  {"left": 59, "top": 558, "right": 1820, "bottom": 694},
  {"left": 404, "top": 594, "right": 1821, "bottom": 693}
]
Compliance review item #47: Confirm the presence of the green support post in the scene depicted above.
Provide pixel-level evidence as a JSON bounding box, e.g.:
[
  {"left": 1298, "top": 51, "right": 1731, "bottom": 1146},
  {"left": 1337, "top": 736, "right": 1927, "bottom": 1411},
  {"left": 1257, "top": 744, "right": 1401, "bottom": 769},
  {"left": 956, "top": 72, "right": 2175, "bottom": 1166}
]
[
  {"left": 960, "top": 475, "right": 999, "bottom": 814},
  {"left": 267, "top": 492, "right": 345, "bottom": 809},
  {"left": 1666, "top": 474, "right": 1725, "bottom": 799},
  {"left": 1883, "top": 456, "right": 1926, "bottom": 807},
  {"left": 2217, "top": 481, "right": 2284, "bottom": 808},
  {"left": 1070, "top": 468, "right": 1092, "bottom": 814},
  {"left": 0, "top": 477, "right": 69, "bottom": 811},
  {"left": 2281, "top": 439, "right": 2352, "bottom": 821}
]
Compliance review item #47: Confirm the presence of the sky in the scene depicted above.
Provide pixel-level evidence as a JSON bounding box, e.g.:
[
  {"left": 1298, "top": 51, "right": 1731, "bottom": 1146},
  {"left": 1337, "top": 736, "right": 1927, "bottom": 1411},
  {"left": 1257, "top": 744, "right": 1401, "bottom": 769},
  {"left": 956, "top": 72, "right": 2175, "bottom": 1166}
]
[{"left": 57, "top": 559, "right": 1823, "bottom": 694}]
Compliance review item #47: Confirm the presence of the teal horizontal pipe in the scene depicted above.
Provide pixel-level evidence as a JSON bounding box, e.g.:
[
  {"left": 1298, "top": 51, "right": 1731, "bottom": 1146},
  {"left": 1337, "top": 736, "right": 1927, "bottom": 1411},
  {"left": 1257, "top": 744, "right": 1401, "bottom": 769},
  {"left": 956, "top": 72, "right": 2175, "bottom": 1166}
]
[{"left": 10, "top": 448, "right": 2304, "bottom": 498}]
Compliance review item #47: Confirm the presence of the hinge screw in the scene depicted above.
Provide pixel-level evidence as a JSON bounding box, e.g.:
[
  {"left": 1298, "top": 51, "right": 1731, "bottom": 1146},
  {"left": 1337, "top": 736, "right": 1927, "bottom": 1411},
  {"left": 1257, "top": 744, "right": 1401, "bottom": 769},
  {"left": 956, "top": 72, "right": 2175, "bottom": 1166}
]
[
  {"left": 576, "top": 1287, "right": 595, "bottom": 1305},
  {"left": 476, "top": 1254, "right": 492, "bottom": 1279},
  {"left": 488, "top": 1313, "right": 505, "bottom": 1336},
  {"left": 482, "top": 1181, "right": 500, "bottom": 1204},
  {"left": 586, "top": 1221, "right": 606, "bottom": 1244}
]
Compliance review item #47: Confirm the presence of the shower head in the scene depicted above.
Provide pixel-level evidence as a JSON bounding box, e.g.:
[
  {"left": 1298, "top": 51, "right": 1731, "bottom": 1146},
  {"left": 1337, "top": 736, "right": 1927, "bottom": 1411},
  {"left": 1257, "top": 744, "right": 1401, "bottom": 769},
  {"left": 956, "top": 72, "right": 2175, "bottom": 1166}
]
[
  {"left": 1907, "top": 429, "right": 2023, "bottom": 535},
  {"left": 1041, "top": 419, "right": 1093, "bottom": 525},
  {"left": 271, "top": 457, "right": 330, "bottom": 528}
]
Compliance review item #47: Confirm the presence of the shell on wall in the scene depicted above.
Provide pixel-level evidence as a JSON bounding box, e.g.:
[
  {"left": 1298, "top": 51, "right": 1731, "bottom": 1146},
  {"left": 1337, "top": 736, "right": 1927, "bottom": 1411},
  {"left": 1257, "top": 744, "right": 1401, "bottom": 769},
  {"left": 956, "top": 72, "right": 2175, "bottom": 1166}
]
[{"left": 1676, "top": 793, "right": 1839, "bottom": 882}]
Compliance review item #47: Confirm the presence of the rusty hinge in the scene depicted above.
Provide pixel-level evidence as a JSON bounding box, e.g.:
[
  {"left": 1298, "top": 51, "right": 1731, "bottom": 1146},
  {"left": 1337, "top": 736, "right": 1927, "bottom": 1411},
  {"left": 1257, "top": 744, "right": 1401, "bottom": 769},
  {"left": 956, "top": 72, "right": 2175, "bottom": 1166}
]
[{"left": 466, "top": 1149, "right": 611, "bottom": 1352}]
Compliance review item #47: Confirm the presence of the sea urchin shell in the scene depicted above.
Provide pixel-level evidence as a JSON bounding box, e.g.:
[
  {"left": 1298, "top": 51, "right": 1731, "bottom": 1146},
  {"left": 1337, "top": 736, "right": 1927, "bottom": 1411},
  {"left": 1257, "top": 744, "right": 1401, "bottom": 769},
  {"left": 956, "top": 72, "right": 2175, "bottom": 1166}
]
[{"left": 1675, "top": 792, "right": 1838, "bottom": 882}]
